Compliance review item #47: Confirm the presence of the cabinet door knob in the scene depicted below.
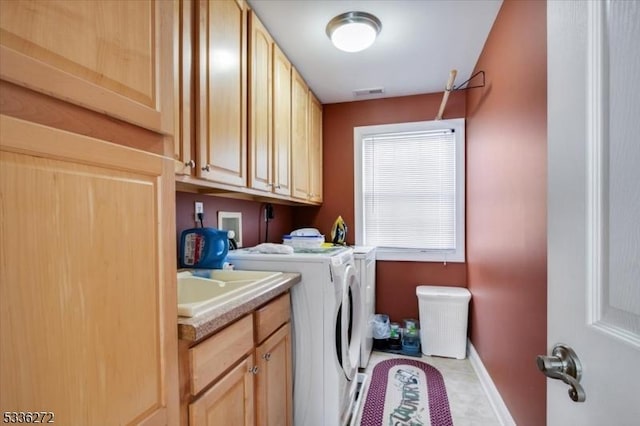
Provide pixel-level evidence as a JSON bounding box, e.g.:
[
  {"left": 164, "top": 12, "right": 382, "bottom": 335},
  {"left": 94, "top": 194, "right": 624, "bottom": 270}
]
[
  {"left": 201, "top": 164, "right": 211, "bottom": 172},
  {"left": 262, "top": 353, "right": 271, "bottom": 361},
  {"left": 184, "top": 160, "right": 195, "bottom": 168},
  {"left": 249, "top": 365, "right": 259, "bottom": 374}
]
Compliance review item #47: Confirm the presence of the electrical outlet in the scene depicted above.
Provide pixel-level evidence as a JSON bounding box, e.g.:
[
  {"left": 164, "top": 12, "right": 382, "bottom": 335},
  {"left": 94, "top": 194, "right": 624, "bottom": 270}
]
[{"left": 194, "top": 202, "right": 204, "bottom": 224}]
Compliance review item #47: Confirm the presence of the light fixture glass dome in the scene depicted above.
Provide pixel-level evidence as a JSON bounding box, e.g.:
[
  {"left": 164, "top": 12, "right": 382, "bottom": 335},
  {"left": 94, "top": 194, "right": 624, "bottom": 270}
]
[{"left": 326, "top": 11, "right": 382, "bottom": 53}]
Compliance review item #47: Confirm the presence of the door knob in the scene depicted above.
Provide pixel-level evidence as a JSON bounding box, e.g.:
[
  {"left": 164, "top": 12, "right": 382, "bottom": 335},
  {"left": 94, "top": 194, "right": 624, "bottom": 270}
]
[{"left": 536, "top": 343, "right": 586, "bottom": 402}]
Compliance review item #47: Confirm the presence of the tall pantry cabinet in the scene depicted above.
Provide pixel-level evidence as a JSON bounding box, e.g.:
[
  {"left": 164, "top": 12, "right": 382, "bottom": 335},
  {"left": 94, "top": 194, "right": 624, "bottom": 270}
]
[{"left": 0, "top": 1, "right": 179, "bottom": 424}]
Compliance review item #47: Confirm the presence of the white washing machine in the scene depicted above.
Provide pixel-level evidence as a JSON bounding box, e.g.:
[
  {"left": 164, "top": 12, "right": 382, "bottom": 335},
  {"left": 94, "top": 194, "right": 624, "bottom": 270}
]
[
  {"left": 226, "top": 246, "right": 363, "bottom": 426},
  {"left": 353, "top": 246, "right": 376, "bottom": 368}
]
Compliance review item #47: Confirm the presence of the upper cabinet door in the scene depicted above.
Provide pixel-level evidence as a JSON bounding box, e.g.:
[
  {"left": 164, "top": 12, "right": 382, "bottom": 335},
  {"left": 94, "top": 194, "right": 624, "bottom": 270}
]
[
  {"left": 272, "top": 44, "right": 292, "bottom": 197},
  {"left": 255, "top": 323, "right": 293, "bottom": 426},
  {"left": 248, "top": 11, "right": 273, "bottom": 192},
  {"left": 291, "top": 68, "right": 309, "bottom": 200},
  {"left": 308, "top": 92, "right": 323, "bottom": 203},
  {"left": 0, "top": 0, "right": 175, "bottom": 135},
  {"left": 196, "top": 0, "right": 247, "bottom": 187},
  {"left": 176, "top": 0, "right": 195, "bottom": 175}
]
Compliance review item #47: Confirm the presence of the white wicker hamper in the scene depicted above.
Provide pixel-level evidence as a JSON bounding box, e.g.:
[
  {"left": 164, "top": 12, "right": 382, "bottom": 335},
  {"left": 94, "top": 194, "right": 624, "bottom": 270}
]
[{"left": 416, "top": 285, "right": 472, "bottom": 359}]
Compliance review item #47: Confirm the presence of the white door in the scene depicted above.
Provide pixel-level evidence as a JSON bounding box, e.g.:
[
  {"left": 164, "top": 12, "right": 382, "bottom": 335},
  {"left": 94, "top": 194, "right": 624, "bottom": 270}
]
[{"left": 547, "top": 1, "right": 640, "bottom": 424}]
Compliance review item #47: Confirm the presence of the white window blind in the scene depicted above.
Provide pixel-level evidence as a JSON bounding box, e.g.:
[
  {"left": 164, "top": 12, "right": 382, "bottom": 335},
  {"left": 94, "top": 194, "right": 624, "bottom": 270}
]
[{"left": 355, "top": 118, "right": 465, "bottom": 262}]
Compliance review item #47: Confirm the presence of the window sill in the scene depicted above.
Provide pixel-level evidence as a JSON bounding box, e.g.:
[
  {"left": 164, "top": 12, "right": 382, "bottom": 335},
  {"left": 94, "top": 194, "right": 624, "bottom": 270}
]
[{"left": 374, "top": 248, "right": 465, "bottom": 263}]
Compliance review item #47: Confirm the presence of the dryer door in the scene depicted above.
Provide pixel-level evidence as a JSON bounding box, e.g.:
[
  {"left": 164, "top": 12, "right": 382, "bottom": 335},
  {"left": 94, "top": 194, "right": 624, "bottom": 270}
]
[{"left": 339, "top": 263, "right": 362, "bottom": 381}]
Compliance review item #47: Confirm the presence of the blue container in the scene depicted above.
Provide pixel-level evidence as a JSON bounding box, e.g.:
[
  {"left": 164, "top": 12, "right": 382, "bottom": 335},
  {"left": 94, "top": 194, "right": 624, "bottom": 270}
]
[
  {"left": 402, "top": 330, "right": 421, "bottom": 355},
  {"left": 179, "top": 227, "right": 229, "bottom": 269}
]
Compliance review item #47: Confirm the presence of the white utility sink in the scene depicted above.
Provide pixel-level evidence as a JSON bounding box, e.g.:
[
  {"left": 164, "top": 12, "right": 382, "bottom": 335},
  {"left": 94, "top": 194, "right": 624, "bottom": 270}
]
[{"left": 177, "top": 270, "right": 283, "bottom": 318}]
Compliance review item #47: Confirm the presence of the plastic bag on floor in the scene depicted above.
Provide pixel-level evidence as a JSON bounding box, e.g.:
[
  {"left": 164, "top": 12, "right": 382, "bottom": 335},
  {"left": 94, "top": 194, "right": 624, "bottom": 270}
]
[{"left": 371, "top": 314, "right": 391, "bottom": 339}]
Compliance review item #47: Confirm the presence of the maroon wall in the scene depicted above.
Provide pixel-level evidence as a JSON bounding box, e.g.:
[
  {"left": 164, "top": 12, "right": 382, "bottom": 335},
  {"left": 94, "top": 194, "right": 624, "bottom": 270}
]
[
  {"left": 376, "top": 262, "right": 467, "bottom": 322},
  {"left": 465, "top": 1, "right": 547, "bottom": 424},
  {"left": 175, "top": 192, "right": 294, "bottom": 262},
  {"left": 293, "top": 92, "right": 467, "bottom": 323}
]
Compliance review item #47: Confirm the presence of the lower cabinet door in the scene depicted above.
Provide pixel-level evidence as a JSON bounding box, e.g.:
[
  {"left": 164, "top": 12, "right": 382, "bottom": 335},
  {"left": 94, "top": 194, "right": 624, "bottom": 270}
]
[
  {"left": 189, "top": 356, "right": 255, "bottom": 426},
  {"left": 255, "top": 323, "right": 293, "bottom": 426}
]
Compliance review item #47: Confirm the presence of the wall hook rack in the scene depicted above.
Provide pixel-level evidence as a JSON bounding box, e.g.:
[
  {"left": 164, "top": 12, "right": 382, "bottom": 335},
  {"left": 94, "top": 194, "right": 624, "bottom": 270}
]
[
  {"left": 435, "top": 70, "right": 486, "bottom": 120},
  {"left": 453, "top": 70, "right": 486, "bottom": 91}
]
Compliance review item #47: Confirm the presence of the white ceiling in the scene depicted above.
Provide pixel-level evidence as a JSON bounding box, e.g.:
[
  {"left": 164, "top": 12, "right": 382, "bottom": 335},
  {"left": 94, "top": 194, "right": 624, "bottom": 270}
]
[{"left": 247, "top": 0, "right": 503, "bottom": 104}]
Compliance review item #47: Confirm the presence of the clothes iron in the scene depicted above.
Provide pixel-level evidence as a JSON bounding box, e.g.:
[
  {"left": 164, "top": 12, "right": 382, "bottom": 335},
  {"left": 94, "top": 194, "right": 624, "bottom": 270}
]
[{"left": 330, "top": 216, "right": 347, "bottom": 245}]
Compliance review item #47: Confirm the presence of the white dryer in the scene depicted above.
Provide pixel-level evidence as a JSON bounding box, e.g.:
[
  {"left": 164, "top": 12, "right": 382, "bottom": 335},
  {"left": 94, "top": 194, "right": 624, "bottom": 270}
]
[
  {"left": 226, "top": 247, "right": 363, "bottom": 426},
  {"left": 352, "top": 246, "right": 376, "bottom": 368}
]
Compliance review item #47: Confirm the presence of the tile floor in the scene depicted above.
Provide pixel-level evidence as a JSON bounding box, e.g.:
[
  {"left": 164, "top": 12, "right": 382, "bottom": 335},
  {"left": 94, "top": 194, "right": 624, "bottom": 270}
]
[{"left": 355, "top": 350, "right": 501, "bottom": 426}]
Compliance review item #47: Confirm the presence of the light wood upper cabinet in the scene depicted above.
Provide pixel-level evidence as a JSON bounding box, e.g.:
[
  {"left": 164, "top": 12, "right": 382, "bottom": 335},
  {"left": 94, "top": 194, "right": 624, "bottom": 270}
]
[
  {"left": 175, "top": 2, "right": 320, "bottom": 204},
  {"left": 308, "top": 92, "right": 323, "bottom": 203},
  {"left": 0, "top": 0, "right": 175, "bottom": 135},
  {"left": 272, "top": 44, "right": 293, "bottom": 197},
  {"left": 291, "top": 67, "right": 310, "bottom": 200},
  {"left": 0, "top": 115, "right": 178, "bottom": 425},
  {"left": 249, "top": 11, "right": 292, "bottom": 197},
  {"left": 176, "top": 0, "right": 195, "bottom": 175},
  {"left": 196, "top": 0, "right": 247, "bottom": 186},
  {"left": 291, "top": 68, "right": 323, "bottom": 203},
  {"left": 248, "top": 11, "right": 273, "bottom": 192}
]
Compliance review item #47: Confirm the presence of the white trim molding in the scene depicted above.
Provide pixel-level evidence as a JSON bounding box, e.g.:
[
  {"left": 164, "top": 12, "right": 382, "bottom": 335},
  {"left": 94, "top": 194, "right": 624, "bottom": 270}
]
[
  {"left": 467, "top": 340, "right": 516, "bottom": 426},
  {"left": 585, "top": 0, "right": 640, "bottom": 349}
]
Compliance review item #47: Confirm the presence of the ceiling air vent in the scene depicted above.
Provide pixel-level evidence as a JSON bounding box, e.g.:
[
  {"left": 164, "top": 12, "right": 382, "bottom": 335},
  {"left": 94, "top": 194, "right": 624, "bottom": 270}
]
[{"left": 353, "top": 87, "right": 385, "bottom": 96}]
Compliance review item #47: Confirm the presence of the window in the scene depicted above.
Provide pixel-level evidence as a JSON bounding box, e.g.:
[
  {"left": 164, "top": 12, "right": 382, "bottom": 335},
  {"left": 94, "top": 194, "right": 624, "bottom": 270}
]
[{"left": 354, "top": 118, "right": 465, "bottom": 262}]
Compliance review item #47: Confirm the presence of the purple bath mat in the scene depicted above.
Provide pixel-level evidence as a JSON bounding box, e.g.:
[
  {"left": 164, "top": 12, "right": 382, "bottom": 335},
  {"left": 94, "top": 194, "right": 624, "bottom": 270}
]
[{"left": 360, "top": 358, "right": 453, "bottom": 426}]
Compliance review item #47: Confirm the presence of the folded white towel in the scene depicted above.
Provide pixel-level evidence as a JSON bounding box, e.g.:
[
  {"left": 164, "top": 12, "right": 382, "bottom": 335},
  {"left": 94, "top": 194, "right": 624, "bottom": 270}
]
[{"left": 248, "top": 243, "right": 294, "bottom": 254}]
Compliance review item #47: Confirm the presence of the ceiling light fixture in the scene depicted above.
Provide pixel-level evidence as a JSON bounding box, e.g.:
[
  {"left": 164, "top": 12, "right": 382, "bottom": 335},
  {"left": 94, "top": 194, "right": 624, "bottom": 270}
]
[{"left": 326, "top": 11, "right": 382, "bottom": 53}]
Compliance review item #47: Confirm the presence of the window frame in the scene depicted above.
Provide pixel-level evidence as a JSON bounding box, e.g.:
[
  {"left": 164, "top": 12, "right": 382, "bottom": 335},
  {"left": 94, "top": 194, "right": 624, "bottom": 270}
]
[{"left": 353, "top": 118, "right": 466, "bottom": 262}]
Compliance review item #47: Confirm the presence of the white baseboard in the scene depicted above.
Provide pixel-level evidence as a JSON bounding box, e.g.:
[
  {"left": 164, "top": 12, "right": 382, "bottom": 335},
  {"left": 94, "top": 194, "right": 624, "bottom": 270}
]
[{"left": 467, "top": 340, "right": 516, "bottom": 426}]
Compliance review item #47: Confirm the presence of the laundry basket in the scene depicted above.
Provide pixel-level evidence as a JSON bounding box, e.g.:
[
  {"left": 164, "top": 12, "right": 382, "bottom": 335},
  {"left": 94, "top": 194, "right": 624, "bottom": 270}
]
[{"left": 416, "top": 286, "right": 471, "bottom": 359}]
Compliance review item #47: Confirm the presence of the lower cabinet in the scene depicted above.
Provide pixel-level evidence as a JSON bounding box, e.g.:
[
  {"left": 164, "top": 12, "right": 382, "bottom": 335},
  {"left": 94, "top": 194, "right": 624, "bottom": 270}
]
[
  {"left": 256, "top": 323, "right": 292, "bottom": 426},
  {"left": 180, "top": 293, "right": 292, "bottom": 426},
  {"left": 189, "top": 356, "right": 255, "bottom": 425}
]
